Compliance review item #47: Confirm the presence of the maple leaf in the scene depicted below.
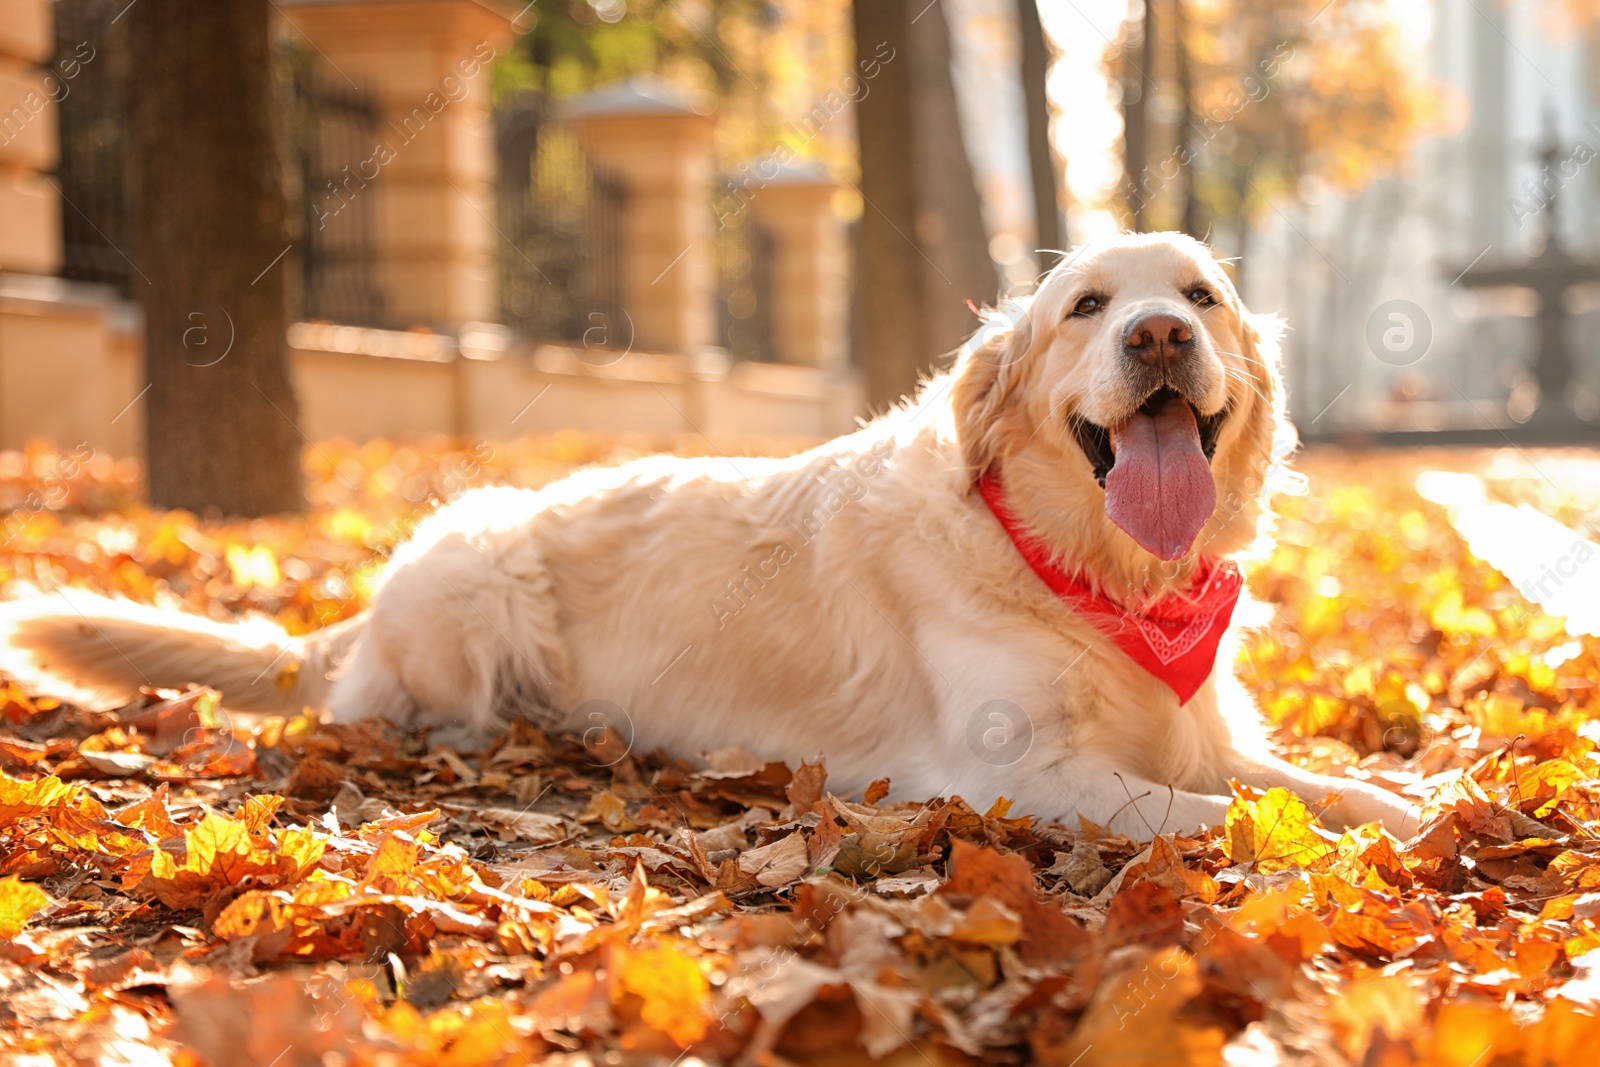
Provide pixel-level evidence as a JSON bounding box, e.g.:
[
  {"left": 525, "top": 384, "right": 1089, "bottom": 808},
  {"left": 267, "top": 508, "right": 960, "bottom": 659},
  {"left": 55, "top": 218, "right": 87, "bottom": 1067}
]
[
  {"left": 364, "top": 833, "right": 421, "bottom": 890},
  {"left": 147, "top": 811, "right": 282, "bottom": 909},
  {"left": 1227, "top": 885, "right": 1330, "bottom": 963},
  {"left": 237, "top": 794, "right": 286, "bottom": 833},
  {"left": 275, "top": 827, "right": 327, "bottom": 883},
  {"left": 785, "top": 759, "right": 828, "bottom": 812},
  {"left": 114, "top": 784, "right": 184, "bottom": 840},
  {"left": 0, "top": 771, "right": 75, "bottom": 823},
  {"left": 827, "top": 795, "right": 924, "bottom": 876},
  {"left": 1327, "top": 971, "right": 1424, "bottom": 1060},
  {"left": 1119, "top": 833, "right": 1220, "bottom": 902},
  {"left": 186, "top": 811, "right": 259, "bottom": 881},
  {"left": 1223, "top": 786, "right": 1332, "bottom": 873},
  {"left": 946, "top": 896, "right": 1023, "bottom": 945}
]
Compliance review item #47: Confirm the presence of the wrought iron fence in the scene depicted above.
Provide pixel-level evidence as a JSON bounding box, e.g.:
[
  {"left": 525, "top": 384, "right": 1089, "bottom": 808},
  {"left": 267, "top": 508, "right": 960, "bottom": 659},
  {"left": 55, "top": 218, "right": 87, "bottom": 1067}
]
[
  {"left": 496, "top": 94, "right": 626, "bottom": 345},
  {"left": 52, "top": 0, "right": 133, "bottom": 297},
  {"left": 49, "top": 13, "right": 383, "bottom": 323},
  {"left": 288, "top": 54, "right": 384, "bottom": 325},
  {"left": 46, "top": 22, "right": 774, "bottom": 362},
  {"left": 718, "top": 214, "right": 776, "bottom": 362}
]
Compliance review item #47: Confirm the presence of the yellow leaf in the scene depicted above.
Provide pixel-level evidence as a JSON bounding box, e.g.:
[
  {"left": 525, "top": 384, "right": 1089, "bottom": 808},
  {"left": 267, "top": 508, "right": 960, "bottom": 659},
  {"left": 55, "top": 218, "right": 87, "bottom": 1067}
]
[
  {"left": 114, "top": 785, "right": 182, "bottom": 840},
  {"left": 947, "top": 896, "right": 1024, "bottom": 946},
  {"left": 237, "top": 795, "right": 285, "bottom": 835},
  {"left": 438, "top": 1008, "right": 514, "bottom": 1067},
  {"left": 1050, "top": 947, "right": 1225, "bottom": 1066},
  {"left": 212, "top": 890, "right": 289, "bottom": 942},
  {"left": 1224, "top": 787, "right": 1330, "bottom": 873},
  {"left": 0, "top": 876, "right": 48, "bottom": 940},
  {"left": 275, "top": 827, "right": 326, "bottom": 883},
  {"left": 151, "top": 845, "right": 178, "bottom": 881},
  {"left": 0, "top": 772, "right": 75, "bottom": 823},
  {"left": 185, "top": 812, "right": 253, "bottom": 876},
  {"left": 580, "top": 791, "right": 635, "bottom": 831}
]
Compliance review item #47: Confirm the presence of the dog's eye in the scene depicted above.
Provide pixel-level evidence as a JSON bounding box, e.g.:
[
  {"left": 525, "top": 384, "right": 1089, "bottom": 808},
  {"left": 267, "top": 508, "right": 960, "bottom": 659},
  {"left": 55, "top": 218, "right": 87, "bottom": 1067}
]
[
  {"left": 1071, "top": 294, "right": 1104, "bottom": 317},
  {"left": 1187, "top": 286, "right": 1217, "bottom": 307}
]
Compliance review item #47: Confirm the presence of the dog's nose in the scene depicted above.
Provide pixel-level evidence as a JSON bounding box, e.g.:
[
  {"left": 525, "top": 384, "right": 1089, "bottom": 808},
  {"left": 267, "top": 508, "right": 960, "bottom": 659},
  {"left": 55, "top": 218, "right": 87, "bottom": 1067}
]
[{"left": 1123, "top": 312, "right": 1194, "bottom": 368}]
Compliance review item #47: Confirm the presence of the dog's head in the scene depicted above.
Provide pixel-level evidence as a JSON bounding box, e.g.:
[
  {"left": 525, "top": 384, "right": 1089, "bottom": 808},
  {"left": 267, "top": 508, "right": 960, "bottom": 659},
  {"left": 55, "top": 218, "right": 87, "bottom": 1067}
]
[{"left": 951, "top": 232, "right": 1286, "bottom": 586}]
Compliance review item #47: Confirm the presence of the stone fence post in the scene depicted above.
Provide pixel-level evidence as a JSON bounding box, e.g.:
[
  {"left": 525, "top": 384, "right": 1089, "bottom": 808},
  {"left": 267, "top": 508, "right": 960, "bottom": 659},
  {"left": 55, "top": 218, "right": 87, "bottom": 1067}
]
[
  {"left": 0, "top": 0, "right": 60, "bottom": 275},
  {"left": 748, "top": 163, "right": 847, "bottom": 369},
  {"left": 565, "top": 78, "right": 717, "bottom": 354},
  {"left": 278, "top": 0, "right": 519, "bottom": 328}
]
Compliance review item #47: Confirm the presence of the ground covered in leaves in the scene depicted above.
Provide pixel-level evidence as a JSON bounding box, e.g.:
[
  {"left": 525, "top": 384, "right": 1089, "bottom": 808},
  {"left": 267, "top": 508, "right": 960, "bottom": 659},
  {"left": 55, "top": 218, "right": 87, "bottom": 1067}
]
[{"left": 1, "top": 437, "right": 1599, "bottom": 1066}]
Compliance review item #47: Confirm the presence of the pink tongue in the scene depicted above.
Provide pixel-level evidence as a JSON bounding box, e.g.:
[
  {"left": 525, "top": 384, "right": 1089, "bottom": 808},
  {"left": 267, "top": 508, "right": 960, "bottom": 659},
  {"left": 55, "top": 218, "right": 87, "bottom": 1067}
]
[{"left": 1104, "top": 396, "right": 1216, "bottom": 560}]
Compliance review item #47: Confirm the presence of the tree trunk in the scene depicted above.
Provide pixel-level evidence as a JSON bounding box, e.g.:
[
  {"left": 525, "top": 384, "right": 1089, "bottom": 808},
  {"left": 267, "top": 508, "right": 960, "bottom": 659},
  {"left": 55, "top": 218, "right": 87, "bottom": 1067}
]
[
  {"left": 854, "top": 0, "right": 997, "bottom": 409},
  {"left": 1232, "top": 167, "right": 1252, "bottom": 293},
  {"left": 909, "top": 0, "right": 996, "bottom": 361},
  {"left": 1120, "top": 1, "right": 1157, "bottom": 231},
  {"left": 130, "top": 0, "right": 303, "bottom": 516},
  {"left": 1015, "top": 0, "right": 1064, "bottom": 269},
  {"left": 1173, "top": 0, "right": 1204, "bottom": 239}
]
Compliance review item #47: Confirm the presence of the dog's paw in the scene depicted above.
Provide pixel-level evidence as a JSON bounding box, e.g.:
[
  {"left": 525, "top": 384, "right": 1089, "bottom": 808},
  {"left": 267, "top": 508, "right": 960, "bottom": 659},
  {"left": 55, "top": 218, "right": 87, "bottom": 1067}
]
[
  {"left": 424, "top": 720, "right": 501, "bottom": 754},
  {"left": 1325, "top": 781, "right": 1420, "bottom": 839}
]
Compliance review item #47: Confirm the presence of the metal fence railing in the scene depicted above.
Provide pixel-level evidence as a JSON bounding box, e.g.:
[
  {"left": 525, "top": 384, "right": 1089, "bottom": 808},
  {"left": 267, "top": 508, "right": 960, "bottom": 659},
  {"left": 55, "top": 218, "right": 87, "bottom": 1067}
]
[
  {"left": 52, "top": 0, "right": 134, "bottom": 298},
  {"left": 47, "top": 27, "right": 776, "bottom": 363},
  {"left": 717, "top": 214, "right": 776, "bottom": 362},
  {"left": 289, "top": 55, "right": 384, "bottom": 326},
  {"left": 496, "top": 94, "right": 626, "bottom": 346}
]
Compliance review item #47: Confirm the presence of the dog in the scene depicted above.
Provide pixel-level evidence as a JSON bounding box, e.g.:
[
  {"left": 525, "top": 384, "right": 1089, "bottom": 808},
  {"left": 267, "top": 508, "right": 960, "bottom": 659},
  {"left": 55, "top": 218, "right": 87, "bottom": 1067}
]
[{"left": 0, "top": 232, "right": 1416, "bottom": 839}]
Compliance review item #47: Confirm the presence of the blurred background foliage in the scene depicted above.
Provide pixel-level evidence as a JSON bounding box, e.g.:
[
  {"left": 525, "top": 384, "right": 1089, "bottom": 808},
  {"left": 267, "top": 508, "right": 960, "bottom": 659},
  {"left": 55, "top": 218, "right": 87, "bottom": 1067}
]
[
  {"left": 492, "top": 0, "right": 858, "bottom": 172},
  {"left": 1106, "top": 0, "right": 1459, "bottom": 268}
]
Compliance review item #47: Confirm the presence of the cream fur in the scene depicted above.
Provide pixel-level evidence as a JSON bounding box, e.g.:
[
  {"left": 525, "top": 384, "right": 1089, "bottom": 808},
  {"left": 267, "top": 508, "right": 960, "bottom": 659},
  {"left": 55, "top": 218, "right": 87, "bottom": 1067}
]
[{"left": 0, "top": 233, "right": 1416, "bottom": 839}]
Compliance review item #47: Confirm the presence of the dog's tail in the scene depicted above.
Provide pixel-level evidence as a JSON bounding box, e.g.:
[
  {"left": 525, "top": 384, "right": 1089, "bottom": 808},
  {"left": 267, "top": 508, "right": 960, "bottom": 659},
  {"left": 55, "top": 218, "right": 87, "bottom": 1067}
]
[{"left": 0, "top": 588, "right": 367, "bottom": 712}]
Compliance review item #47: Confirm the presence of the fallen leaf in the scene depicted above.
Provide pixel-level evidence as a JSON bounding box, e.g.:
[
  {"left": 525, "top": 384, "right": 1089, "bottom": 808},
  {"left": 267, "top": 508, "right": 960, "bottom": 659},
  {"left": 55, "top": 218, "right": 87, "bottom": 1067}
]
[
  {"left": 0, "top": 876, "right": 48, "bottom": 939},
  {"left": 738, "top": 831, "right": 810, "bottom": 889},
  {"left": 617, "top": 942, "right": 711, "bottom": 1047},
  {"left": 1224, "top": 786, "right": 1331, "bottom": 873}
]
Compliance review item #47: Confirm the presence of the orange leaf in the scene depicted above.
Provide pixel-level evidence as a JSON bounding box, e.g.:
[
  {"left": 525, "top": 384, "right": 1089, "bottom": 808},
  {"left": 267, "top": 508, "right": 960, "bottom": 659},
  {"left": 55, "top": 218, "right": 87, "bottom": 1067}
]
[
  {"left": 0, "top": 772, "right": 74, "bottom": 823},
  {"left": 365, "top": 834, "right": 420, "bottom": 889},
  {"left": 618, "top": 943, "right": 710, "bottom": 1047},
  {"left": 114, "top": 784, "right": 183, "bottom": 841}
]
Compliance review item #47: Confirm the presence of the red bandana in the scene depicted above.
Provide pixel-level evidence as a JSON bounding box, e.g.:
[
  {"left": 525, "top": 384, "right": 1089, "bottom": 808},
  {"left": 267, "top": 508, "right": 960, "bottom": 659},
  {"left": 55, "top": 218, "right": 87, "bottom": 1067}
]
[{"left": 978, "top": 473, "right": 1243, "bottom": 705}]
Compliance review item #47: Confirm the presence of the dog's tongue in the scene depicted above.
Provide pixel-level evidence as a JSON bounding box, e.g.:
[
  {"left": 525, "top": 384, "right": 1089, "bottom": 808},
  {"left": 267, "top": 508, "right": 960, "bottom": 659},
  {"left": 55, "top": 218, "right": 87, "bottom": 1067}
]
[{"left": 1104, "top": 395, "right": 1215, "bottom": 560}]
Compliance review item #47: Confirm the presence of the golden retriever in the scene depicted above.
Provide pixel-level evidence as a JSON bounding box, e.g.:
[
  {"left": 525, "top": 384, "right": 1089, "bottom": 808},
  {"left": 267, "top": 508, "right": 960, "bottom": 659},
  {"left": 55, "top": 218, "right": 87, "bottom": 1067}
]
[{"left": 0, "top": 232, "right": 1416, "bottom": 839}]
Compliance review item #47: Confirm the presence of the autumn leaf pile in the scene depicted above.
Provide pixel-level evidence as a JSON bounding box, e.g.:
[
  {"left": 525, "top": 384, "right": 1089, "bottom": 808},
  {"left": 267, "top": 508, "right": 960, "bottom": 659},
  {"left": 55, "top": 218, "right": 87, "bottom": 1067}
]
[{"left": 1, "top": 438, "right": 1599, "bottom": 1066}]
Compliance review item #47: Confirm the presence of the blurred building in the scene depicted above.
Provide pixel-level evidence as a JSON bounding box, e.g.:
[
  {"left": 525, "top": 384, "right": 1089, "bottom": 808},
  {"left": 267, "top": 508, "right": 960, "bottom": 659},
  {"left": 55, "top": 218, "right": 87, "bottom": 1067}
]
[
  {"left": 1248, "top": 0, "right": 1600, "bottom": 440},
  {"left": 0, "top": 0, "right": 862, "bottom": 458}
]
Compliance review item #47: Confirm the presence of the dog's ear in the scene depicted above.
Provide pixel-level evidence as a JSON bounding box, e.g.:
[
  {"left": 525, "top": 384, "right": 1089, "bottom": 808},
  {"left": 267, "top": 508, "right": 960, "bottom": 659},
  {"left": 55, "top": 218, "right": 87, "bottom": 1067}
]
[
  {"left": 1237, "top": 310, "right": 1286, "bottom": 459},
  {"left": 1225, "top": 309, "right": 1301, "bottom": 541},
  {"left": 949, "top": 307, "right": 1032, "bottom": 481},
  {"left": 1241, "top": 313, "right": 1280, "bottom": 404}
]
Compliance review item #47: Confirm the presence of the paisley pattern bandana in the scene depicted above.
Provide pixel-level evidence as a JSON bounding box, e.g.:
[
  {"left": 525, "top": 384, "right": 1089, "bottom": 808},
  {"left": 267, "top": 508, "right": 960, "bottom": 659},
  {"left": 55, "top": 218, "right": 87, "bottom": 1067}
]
[{"left": 978, "top": 472, "right": 1244, "bottom": 705}]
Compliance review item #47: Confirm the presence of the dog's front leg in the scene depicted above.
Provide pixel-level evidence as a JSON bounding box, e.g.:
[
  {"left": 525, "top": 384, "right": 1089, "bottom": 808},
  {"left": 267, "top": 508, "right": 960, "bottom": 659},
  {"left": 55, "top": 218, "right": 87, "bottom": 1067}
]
[{"left": 1226, "top": 754, "right": 1418, "bottom": 838}]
